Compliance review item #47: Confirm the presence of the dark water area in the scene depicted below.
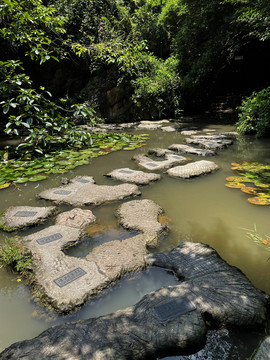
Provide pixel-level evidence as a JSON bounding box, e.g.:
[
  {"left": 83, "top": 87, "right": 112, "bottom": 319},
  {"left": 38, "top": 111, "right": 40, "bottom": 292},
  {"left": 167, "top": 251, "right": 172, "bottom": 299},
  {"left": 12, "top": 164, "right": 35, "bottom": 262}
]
[{"left": 0, "top": 116, "right": 270, "bottom": 358}]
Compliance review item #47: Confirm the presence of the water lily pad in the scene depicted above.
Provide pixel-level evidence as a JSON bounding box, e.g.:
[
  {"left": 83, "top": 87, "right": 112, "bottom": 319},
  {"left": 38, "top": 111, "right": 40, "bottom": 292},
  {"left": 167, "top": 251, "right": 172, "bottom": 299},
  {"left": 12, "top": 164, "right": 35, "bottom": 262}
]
[
  {"left": 241, "top": 187, "right": 259, "bottom": 195},
  {"left": 226, "top": 182, "right": 245, "bottom": 189},
  {"left": 28, "top": 175, "right": 48, "bottom": 182},
  {"left": 248, "top": 196, "right": 270, "bottom": 205},
  {"left": 0, "top": 183, "right": 10, "bottom": 189},
  {"left": 15, "top": 177, "right": 30, "bottom": 183}
]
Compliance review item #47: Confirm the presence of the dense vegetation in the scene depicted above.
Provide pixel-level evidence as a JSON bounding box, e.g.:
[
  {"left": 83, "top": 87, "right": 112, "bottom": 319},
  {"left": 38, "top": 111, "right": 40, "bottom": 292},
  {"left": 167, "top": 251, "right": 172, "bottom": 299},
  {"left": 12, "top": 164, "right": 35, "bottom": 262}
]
[{"left": 0, "top": 0, "right": 270, "bottom": 159}]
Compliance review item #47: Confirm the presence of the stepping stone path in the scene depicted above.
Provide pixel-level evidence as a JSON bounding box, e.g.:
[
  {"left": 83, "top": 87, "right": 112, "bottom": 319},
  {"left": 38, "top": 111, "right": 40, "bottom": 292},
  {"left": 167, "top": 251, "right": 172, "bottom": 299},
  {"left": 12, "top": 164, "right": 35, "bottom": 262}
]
[
  {"left": 181, "top": 130, "right": 198, "bottom": 135},
  {"left": 133, "top": 153, "right": 187, "bottom": 171},
  {"left": 105, "top": 168, "right": 161, "bottom": 185},
  {"left": 168, "top": 144, "right": 215, "bottom": 156},
  {"left": 186, "top": 134, "right": 233, "bottom": 150},
  {"left": 0, "top": 206, "right": 57, "bottom": 232},
  {"left": 13, "top": 199, "right": 166, "bottom": 312},
  {"left": 1, "top": 242, "right": 267, "bottom": 360},
  {"left": 167, "top": 160, "right": 219, "bottom": 179},
  {"left": 37, "top": 176, "right": 141, "bottom": 206}
]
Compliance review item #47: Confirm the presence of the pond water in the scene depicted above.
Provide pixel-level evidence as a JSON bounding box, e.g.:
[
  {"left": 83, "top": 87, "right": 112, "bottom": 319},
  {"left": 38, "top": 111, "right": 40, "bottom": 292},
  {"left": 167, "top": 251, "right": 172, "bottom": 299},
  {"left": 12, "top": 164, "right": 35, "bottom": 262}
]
[{"left": 0, "top": 116, "right": 270, "bottom": 358}]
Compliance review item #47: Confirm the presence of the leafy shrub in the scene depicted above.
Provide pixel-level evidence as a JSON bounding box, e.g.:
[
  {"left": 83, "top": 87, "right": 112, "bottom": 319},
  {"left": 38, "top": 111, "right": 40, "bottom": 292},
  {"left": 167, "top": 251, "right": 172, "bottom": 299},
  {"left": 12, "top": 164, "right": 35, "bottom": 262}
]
[
  {"left": 0, "top": 238, "right": 33, "bottom": 277},
  {"left": 236, "top": 87, "right": 270, "bottom": 137},
  {"left": 132, "top": 55, "right": 182, "bottom": 119}
]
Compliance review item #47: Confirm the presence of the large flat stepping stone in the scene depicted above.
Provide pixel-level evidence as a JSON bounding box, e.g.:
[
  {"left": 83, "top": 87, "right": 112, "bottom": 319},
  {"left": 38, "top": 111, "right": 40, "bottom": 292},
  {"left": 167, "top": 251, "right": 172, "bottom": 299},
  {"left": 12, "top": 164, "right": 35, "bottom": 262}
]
[
  {"left": 186, "top": 134, "right": 233, "bottom": 150},
  {"left": 148, "top": 147, "right": 175, "bottom": 157},
  {"left": 133, "top": 153, "right": 187, "bottom": 171},
  {"left": 17, "top": 199, "right": 167, "bottom": 312},
  {"left": 55, "top": 208, "right": 96, "bottom": 229},
  {"left": 0, "top": 284, "right": 206, "bottom": 360},
  {"left": 2, "top": 242, "right": 267, "bottom": 360},
  {"left": 167, "top": 160, "right": 219, "bottom": 179},
  {"left": 253, "top": 337, "right": 270, "bottom": 360},
  {"left": 168, "top": 144, "right": 215, "bottom": 156},
  {"left": 105, "top": 167, "right": 161, "bottom": 185},
  {"left": 37, "top": 176, "right": 141, "bottom": 206},
  {"left": 0, "top": 206, "right": 57, "bottom": 232},
  {"left": 22, "top": 225, "right": 107, "bottom": 312},
  {"left": 146, "top": 242, "right": 267, "bottom": 327},
  {"left": 116, "top": 199, "right": 168, "bottom": 247}
]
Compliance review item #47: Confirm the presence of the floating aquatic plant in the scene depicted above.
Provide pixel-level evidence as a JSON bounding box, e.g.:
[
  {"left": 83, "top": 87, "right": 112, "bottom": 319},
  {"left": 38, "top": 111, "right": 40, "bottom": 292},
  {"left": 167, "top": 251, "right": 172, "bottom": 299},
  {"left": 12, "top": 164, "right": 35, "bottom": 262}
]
[
  {"left": 226, "top": 161, "right": 270, "bottom": 205},
  {"left": 244, "top": 224, "right": 270, "bottom": 253},
  {"left": 0, "top": 132, "right": 149, "bottom": 189}
]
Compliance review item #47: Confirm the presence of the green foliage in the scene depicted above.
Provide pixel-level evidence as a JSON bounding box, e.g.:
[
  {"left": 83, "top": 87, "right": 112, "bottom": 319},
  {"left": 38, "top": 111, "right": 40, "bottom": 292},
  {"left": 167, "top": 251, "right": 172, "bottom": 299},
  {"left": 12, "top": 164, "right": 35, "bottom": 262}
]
[
  {"left": 0, "top": 132, "right": 149, "bottom": 188},
  {"left": 132, "top": 55, "right": 182, "bottom": 118},
  {"left": 0, "top": 238, "right": 33, "bottom": 277},
  {"left": 0, "top": 0, "right": 67, "bottom": 63},
  {"left": 236, "top": 87, "right": 270, "bottom": 137}
]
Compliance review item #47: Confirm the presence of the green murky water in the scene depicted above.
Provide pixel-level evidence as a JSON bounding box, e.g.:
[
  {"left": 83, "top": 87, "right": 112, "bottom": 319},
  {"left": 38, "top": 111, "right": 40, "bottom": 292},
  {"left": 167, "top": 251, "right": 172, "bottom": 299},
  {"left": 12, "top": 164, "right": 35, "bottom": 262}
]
[{"left": 0, "top": 117, "right": 270, "bottom": 358}]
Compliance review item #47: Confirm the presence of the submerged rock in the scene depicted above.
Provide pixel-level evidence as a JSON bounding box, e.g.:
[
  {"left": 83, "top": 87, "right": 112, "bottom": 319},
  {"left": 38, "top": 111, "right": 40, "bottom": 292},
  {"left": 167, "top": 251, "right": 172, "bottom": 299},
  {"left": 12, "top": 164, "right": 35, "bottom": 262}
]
[
  {"left": 133, "top": 153, "right": 187, "bottom": 171},
  {"left": 0, "top": 206, "right": 57, "bottom": 232},
  {"left": 105, "top": 168, "right": 161, "bottom": 185},
  {"left": 37, "top": 176, "right": 141, "bottom": 206},
  {"left": 167, "top": 160, "right": 219, "bottom": 179},
  {"left": 168, "top": 144, "right": 215, "bottom": 156},
  {"left": 1, "top": 242, "right": 267, "bottom": 360}
]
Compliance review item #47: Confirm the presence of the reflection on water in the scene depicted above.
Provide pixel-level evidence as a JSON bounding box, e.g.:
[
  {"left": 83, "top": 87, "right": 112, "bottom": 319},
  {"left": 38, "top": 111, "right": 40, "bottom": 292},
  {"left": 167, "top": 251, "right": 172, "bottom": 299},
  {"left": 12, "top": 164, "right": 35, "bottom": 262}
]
[{"left": 1, "top": 117, "right": 270, "bottom": 356}]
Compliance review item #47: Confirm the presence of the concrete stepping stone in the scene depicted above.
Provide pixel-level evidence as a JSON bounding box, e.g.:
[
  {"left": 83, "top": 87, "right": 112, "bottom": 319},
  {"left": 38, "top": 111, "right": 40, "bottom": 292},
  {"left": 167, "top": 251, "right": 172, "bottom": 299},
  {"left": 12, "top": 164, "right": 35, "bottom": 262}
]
[
  {"left": 55, "top": 208, "right": 96, "bottom": 229},
  {"left": 137, "top": 123, "right": 163, "bottom": 130},
  {"left": 116, "top": 199, "right": 168, "bottom": 247},
  {"left": 37, "top": 176, "right": 141, "bottom": 206},
  {"left": 22, "top": 224, "right": 107, "bottom": 312},
  {"left": 148, "top": 148, "right": 175, "bottom": 157},
  {"left": 133, "top": 153, "right": 187, "bottom": 171},
  {"left": 0, "top": 206, "right": 57, "bottom": 232},
  {"left": 167, "top": 160, "right": 219, "bottom": 179},
  {"left": 105, "top": 168, "right": 161, "bottom": 185},
  {"left": 168, "top": 144, "right": 215, "bottom": 156},
  {"left": 16, "top": 199, "right": 166, "bottom": 312},
  {"left": 253, "top": 337, "right": 270, "bottom": 360},
  {"left": 2, "top": 242, "right": 267, "bottom": 360},
  {"left": 181, "top": 130, "right": 198, "bottom": 135},
  {"left": 186, "top": 134, "right": 233, "bottom": 150},
  {"left": 161, "top": 125, "right": 179, "bottom": 132}
]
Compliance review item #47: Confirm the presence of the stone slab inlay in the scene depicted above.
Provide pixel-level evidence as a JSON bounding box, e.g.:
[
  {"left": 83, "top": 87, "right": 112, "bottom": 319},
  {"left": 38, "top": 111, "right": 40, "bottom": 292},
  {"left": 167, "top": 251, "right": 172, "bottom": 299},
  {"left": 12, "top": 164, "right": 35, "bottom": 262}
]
[
  {"left": 155, "top": 296, "right": 196, "bottom": 321},
  {"left": 37, "top": 232, "right": 63, "bottom": 245},
  {"left": 54, "top": 267, "right": 87, "bottom": 288},
  {"left": 118, "top": 170, "right": 134, "bottom": 174},
  {"left": 146, "top": 163, "right": 158, "bottom": 167},
  {"left": 14, "top": 211, "right": 38, "bottom": 217},
  {"left": 76, "top": 178, "right": 90, "bottom": 183},
  {"left": 53, "top": 190, "right": 72, "bottom": 195}
]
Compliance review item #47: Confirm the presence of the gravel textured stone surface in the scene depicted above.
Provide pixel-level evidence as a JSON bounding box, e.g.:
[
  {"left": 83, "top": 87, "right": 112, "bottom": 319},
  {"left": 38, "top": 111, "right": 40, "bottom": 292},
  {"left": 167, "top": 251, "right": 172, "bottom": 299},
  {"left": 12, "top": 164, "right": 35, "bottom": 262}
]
[
  {"left": 55, "top": 208, "right": 96, "bottom": 228},
  {"left": 37, "top": 176, "right": 141, "bottom": 206},
  {"left": 186, "top": 134, "right": 233, "bottom": 150},
  {"left": 168, "top": 144, "right": 215, "bottom": 156},
  {"left": 0, "top": 206, "right": 57, "bottom": 232},
  {"left": 167, "top": 160, "right": 219, "bottom": 179},
  {"left": 1, "top": 242, "right": 267, "bottom": 360},
  {"left": 133, "top": 153, "right": 187, "bottom": 171},
  {"left": 116, "top": 199, "right": 168, "bottom": 247},
  {"left": 105, "top": 168, "right": 161, "bottom": 185}
]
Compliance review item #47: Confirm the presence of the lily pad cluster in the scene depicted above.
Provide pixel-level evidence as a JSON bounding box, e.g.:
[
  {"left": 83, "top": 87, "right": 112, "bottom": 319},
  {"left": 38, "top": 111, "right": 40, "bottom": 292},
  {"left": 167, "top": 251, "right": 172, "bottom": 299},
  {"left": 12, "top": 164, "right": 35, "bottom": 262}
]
[
  {"left": 0, "top": 133, "right": 149, "bottom": 189},
  {"left": 226, "top": 161, "right": 270, "bottom": 205}
]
